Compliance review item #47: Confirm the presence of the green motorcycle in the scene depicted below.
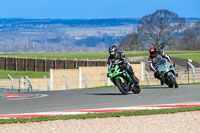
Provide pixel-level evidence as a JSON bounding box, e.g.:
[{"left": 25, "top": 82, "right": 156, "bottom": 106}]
[{"left": 108, "top": 63, "right": 141, "bottom": 95}]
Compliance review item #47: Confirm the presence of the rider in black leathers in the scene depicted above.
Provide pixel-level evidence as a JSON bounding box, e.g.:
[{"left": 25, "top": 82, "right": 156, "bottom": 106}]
[
  {"left": 148, "top": 46, "right": 174, "bottom": 84},
  {"left": 107, "top": 45, "right": 139, "bottom": 86}
]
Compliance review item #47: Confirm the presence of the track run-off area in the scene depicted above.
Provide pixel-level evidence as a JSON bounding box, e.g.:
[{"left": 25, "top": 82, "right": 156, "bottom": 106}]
[{"left": 0, "top": 85, "right": 200, "bottom": 119}]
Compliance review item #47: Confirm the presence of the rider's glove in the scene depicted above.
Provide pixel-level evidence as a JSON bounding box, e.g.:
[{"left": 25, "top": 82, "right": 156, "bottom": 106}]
[
  {"left": 154, "top": 70, "right": 159, "bottom": 76},
  {"left": 154, "top": 70, "right": 159, "bottom": 78},
  {"left": 107, "top": 73, "right": 111, "bottom": 77},
  {"left": 170, "top": 60, "right": 174, "bottom": 64}
]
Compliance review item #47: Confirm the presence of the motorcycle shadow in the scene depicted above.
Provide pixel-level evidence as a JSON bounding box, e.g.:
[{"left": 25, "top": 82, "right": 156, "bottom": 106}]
[
  {"left": 142, "top": 86, "right": 173, "bottom": 89},
  {"left": 87, "top": 93, "right": 133, "bottom": 95}
]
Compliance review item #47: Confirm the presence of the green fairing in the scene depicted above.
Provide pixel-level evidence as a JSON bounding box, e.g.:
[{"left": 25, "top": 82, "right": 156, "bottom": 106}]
[
  {"left": 108, "top": 64, "right": 125, "bottom": 83},
  {"left": 111, "top": 72, "right": 123, "bottom": 79},
  {"left": 116, "top": 77, "right": 125, "bottom": 83}
]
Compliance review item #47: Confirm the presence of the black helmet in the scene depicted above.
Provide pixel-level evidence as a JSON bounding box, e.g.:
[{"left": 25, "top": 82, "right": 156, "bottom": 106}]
[
  {"left": 108, "top": 45, "right": 118, "bottom": 58},
  {"left": 149, "top": 46, "right": 157, "bottom": 57}
]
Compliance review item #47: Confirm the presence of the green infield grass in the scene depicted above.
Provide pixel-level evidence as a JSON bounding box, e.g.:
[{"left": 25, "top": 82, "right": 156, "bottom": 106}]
[
  {"left": 0, "top": 51, "right": 200, "bottom": 60},
  {"left": 0, "top": 70, "right": 49, "bottom": 79},
  {"left": 172, "top": 53, "right": 200, "bottom": 62},
  {"left": 0, "top": 106, "right": 199, "bottom": 124}
]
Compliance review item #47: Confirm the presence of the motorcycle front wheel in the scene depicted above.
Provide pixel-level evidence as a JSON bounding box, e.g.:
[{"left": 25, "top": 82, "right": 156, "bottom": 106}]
[
  {"left": 169, "top": 74, "right": 178, "bottom": 88},
  {"left": 132, "top": 84, "right": 141, "bottom": 94},
  {"left": 115, "top": 78, "right": 129, "bottom": 95}
]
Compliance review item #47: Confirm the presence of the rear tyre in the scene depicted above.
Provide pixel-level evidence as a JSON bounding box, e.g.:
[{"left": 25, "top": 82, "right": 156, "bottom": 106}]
[{"left": 115, "top": 78, "right": 129, "bottom": 95}]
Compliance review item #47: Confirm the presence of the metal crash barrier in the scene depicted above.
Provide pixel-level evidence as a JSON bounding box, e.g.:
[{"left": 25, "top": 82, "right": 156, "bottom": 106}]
[{"left": 24, "top": 76, "right": 33, "bottom": 92}]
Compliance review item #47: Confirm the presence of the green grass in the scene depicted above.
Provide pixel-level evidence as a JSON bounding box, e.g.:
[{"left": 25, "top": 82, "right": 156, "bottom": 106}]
[
  {"left": 173, "top": 53, "right": 200, "bottom": 62},
  {"left": 0, "top": 70, "right": 49, "bottom": 79},
  {"left": 166, "top": 51, "right": 200, "bottom": 55},
  {"left": 179, "top": 82, "right": 200, "bottom": 85},
  {"left": 1, "top": 51, "right": 200, "bottom": 60},
  {"left": 0, "top": 106, "right": 200, "bottom": 124}
]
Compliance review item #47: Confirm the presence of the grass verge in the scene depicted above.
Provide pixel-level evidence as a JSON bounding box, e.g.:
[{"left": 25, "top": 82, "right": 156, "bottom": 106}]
[
  {"left": 173, "top": 53, "right": 200, "bottom": 62},
  {"left": 1, "top": 51, "right": 200, "bottom": 60},
  {"left": 0, "top": 106, "right": 200, "bottom": 124},
  {"left": 0, "top": 70, "right": 49, "bottom": 79}
]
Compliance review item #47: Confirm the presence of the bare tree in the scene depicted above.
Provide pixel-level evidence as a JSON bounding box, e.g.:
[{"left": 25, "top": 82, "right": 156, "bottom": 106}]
[
  {"left": 138, "top": 9, "right": 186, "bottom": 50},
  {"left": 118, "top": 33, "right": 144, "bottom": 51}
]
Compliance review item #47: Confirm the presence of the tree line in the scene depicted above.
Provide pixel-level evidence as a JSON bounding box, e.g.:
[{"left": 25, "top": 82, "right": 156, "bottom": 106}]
[
  {"left": 0, "top": 18, "right": 139, "bottom": 27},
  {"left": 118, "top": 9, "right": 200, "bottom": 51}
]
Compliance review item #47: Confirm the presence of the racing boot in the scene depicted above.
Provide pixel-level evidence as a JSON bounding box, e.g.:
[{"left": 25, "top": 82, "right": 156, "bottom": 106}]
[
  {"left": 176, "top": 73, "right": 179, "bottom": 77},
  {"left": 129, "top": 74, "right": 140, "bottom": 88},
  {"left": 160, "top": 76, "right": 165, "bottom": 85},
  {"left": 126, "top": 65, "right": 139, "bottom": 88},
  {"left": 128, "top": 76, "right": 134, "bottom": 89},
  {"left": 132, "top": 75, "right": 139, "bottom": 84},
  {"left": 160, "top": 80, "right": 164, "bottom": 85}
]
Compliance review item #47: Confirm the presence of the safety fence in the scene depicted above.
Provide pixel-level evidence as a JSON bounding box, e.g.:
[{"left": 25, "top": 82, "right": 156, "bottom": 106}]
[
  {"left": 0, "top": 57, "right": 108, "bottom": 72},
  {"left": 1, "top": 62, "right": 200, "bottom": 92}
]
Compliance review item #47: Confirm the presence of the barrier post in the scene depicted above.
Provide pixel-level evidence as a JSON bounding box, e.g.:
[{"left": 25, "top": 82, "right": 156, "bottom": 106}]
[
  {"left": 8, "top": 74, "right": 14, "bottom": 90},
  {"left": 62, "top": 75, "right": 69, "bottom": 90},
  {"left": 43, "top": 76, "right": 50, "bottom": 91}
]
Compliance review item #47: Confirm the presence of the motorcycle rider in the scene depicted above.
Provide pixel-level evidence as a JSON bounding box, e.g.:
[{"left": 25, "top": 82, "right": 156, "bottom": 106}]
[
  {"left": 107, "top": 45, "right": 139, "bottom": 87},
  {"left": 148, "top": 46, "right": 175, "bottom": 84}
]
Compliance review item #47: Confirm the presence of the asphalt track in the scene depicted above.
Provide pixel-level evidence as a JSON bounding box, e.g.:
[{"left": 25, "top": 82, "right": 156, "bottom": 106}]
[{"left": 0, "top": 85, "right": 200, "bottom": 115}]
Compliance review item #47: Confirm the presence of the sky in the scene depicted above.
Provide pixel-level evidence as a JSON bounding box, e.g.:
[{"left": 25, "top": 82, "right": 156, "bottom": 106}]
[{"left": 0, "top": 0, "right": 199, "bottom": 19}]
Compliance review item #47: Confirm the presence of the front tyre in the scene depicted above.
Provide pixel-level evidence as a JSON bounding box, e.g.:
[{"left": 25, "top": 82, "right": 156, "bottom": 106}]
[
  {"left": 132, "top": 84, "right": 141, "bottom": 94},
  {"left": 169, "top": 74, "right": 178, "bottom": 88},
  {"left": 115, "top": 78, "right": 129, "bottom": 95}
]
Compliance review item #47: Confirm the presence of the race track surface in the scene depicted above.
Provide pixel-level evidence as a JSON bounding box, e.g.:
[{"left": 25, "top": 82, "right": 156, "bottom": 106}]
[{"left": 0, "top": 85, "right": 200, "bottom": 115}]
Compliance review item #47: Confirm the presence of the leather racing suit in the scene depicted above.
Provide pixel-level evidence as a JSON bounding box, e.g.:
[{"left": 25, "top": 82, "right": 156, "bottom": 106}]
[
  {"left": 148, "top": 51, "right": 172, "bottom": 79},
  {"left": 107, "top": 51, "right": 139, "bottom": 84}
]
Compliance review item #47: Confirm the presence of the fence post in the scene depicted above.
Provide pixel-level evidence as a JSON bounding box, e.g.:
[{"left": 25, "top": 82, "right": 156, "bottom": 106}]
[
  {"left": 19, "top": 78, "right": 26, "bottom": 90},
  {"left": 5, "top": 57, "right": 7, "bottom": 70},
  {"left": 82, "top": 74, "right": 88, "bottom": 88},
  {"left": 141, "top": 62, "right": 145, "bottom": 81},
  {"left": 74, "top": 58, "right": 77, "bottom": 69},
  {"left": 34, "top": 59, "right": 37, "bottom": 71},
  {"left": 24, "top": 76, "right": 32, "bottom": 92},
  {"left": 144, "top": 70, "right": 150, "bottom": 85},
  {"left": 64, "top": 58, "right": 67, "bottom": 69},
  {"left": 79, "top": 67, "right": 82, "bottom": 88},
  {"left": 101, "top": 74, "right": 108, "bottom": 86},
  {"left": 25, "top": 57, "right": 28, "bottom": 71},
  {"left": 50, "top": 69, "right": 53, "bottom": 90},
  {"left": 108, "top": 78, "right": 111, "bottom": 86},
  {"left": 54, "top": 60, "right": 56, "bottom": 69},
  {"left": 187, "top": 59, "right": 195, "bottom": 83},
  {"left": 15, "top": 58, "right": 18, "bottom": 71},
  {"left": 86, "top": 59, "right": 88, "bottom": 67},
  {"left": 43, "top": 76, "right": 50, "bottom": 91},
  {"left": 8, "top": 74, "right": 14, "bottom": 90},
  {"left": 62, "top": 75, "right": 69, "bottom": 90}
]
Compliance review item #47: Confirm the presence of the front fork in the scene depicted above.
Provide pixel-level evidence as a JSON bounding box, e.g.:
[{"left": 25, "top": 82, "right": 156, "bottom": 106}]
[{"left": 165, "top": 72, "right": 175, "bottom": 83}]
